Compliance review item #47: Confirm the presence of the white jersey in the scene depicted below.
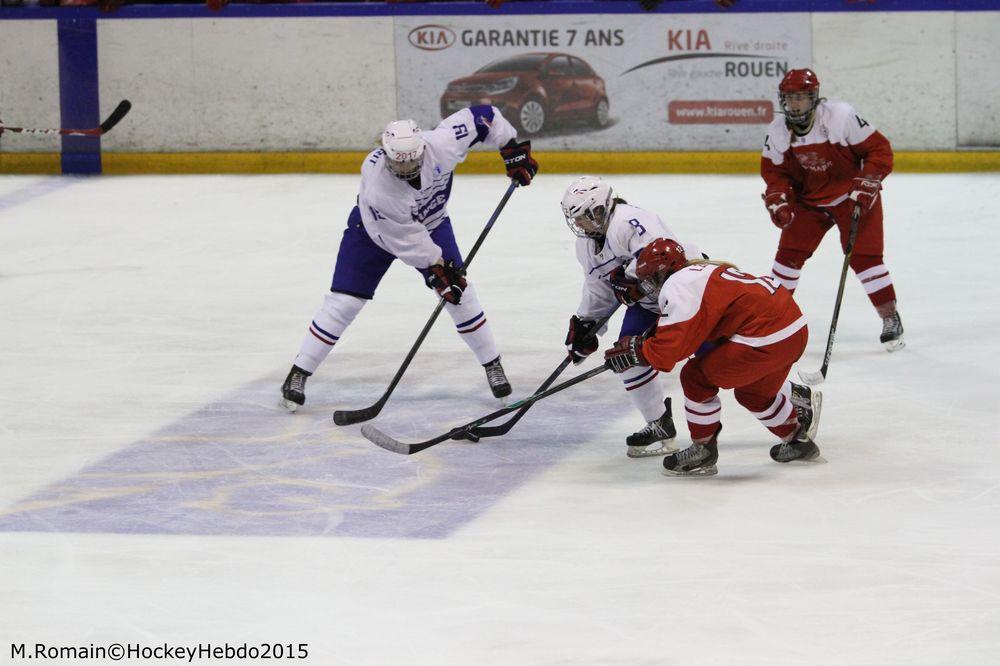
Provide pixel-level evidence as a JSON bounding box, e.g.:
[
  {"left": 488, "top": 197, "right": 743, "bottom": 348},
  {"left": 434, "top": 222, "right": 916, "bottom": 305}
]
[
  {"left": 358, "top": 106, "right": 518, "bottom": 269},
  {"left": 574, "top": 202, "right": 701, "bottom": 319}
]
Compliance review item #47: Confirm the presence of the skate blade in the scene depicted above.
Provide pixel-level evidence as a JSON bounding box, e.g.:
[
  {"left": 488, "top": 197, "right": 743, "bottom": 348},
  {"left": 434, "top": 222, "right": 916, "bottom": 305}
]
[
  {"left": 627, "top": 442, "right": 677, "bottom": 458},
  {"left": 777, "top": 449, "right": 826, "bottom": 464},
  {"left": 662, "top": 464, "right": 718, "bottom": 477},
  {"left": 884, "top": 337, "right": 906, "bottom": 352},
  {"left": 280, "top": 398, "right": 300, "bottom": 413}
]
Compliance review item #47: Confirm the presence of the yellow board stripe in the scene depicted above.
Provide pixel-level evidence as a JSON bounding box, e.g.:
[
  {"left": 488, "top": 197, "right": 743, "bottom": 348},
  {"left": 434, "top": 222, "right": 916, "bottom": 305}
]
[{"left": 2, "top": 151, "right": 1000, "bottom": 174}]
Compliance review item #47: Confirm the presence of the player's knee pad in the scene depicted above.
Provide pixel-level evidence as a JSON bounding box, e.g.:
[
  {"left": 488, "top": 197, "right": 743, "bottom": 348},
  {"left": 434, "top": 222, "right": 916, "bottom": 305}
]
[
  {"left": 774, "top": 249, "right": 810, "bottom": 270},
  {"left": 320, "top": 291, "right": 366, "bottom": 329},
  {"left": 679, "top": 358, "right": 713, "bottom": 398},
  {"left": 849, "top": 253, "right": 884, "bottom": 274}
]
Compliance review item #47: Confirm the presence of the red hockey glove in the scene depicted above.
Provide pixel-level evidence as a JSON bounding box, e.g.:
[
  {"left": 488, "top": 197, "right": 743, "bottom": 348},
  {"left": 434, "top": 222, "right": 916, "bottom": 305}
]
[
  {"left": 485, "top": 0, "right": 504, "bottom": 7},
  {"left": 500, "top": 139, "right": 538, "bottom": 186},
  {"left": 715, "top": 0, "right": 736, "bottom": 7},
  {"left": 565, "top": 315, "right": 600, "bottom": 365},
  {"left": 604, "top": 335, "right": 649, "bottom": 373},
  {"left": 608, "top": 266, "right": 644, "bottom": 306},
  {"left": 762, "top": 190, "right": 797, "bottom": 229},
  {"left": 849, "top": 176, "right": 882, "bottom": 211},
  {"left": 423, "top": 260, "right": 467, "bottom": 305}
]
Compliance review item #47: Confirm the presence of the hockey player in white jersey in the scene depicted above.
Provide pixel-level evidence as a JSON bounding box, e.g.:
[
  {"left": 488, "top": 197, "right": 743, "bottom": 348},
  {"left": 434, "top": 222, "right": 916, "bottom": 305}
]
[
  {"left": 560, "top": 176, "right": 702, "bottom": 457},
  {"left": 281, "top": 105, "right": 537, "bottom": 411}
]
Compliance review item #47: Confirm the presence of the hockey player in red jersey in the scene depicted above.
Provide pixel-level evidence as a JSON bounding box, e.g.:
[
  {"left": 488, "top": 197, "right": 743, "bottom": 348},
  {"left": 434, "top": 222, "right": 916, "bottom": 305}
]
[
  {"left": 762, "top": 68, "right": 904, "bottom": 351},
  {"left": 603, "top": 238, "right": 823, "bottom": 477}
]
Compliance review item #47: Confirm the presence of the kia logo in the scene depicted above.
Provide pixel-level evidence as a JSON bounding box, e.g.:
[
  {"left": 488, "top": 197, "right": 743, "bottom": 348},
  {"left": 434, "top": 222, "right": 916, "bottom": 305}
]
[{"left": 409, "top": 25, "right": 456, "bottom": 51}]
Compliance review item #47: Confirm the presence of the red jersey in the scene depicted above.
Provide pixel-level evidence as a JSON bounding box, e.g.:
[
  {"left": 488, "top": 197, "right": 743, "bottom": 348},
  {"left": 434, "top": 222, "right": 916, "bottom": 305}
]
[
  {"left": 641, "top": 264, "right": 806, "bottom": 373},
  {"left": 761, "top": 99, "right": 893, "bottom": 207}
]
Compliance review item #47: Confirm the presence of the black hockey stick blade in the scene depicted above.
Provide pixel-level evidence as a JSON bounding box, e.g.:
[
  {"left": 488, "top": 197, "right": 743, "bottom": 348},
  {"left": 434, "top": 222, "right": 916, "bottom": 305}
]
[
  {"left": 334, "top": 394, "right": 390, "bottom": 426},
  {"left": 98, "top": 100, "right": 132, "bottom": 134},
  {"left": 362, "top": 364, "right": 611, "bottom": 455}
]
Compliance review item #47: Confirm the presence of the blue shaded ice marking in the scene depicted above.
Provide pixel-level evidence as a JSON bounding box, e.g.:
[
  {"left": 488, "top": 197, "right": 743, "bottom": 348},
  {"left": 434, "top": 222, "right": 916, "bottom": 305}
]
[{"left": 0, "top": 364, "right": 623, "bottom": 538}]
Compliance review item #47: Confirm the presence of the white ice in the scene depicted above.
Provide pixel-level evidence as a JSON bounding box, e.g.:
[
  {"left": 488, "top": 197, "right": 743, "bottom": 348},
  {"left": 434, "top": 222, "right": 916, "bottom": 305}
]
[{"left": 1, "top": 172, "right": 999, "bottom": 664}]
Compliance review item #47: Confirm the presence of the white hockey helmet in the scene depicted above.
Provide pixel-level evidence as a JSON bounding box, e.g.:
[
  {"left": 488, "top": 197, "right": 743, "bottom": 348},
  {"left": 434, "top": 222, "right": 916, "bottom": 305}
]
[
  {"left": 381, "top": 119, "right": 425, "bottom": 180},
  {"left": 561, "top": 176, "right": 615, "bottom": 239}
]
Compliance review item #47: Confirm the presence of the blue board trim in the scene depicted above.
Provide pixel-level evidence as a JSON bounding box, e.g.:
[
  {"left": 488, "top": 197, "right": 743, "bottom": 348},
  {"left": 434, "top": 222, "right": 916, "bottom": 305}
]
[
  {"left": 57, "top": 17, "right": 100, "bottom": 175},
  {"left": 1, "top": 0, "right": 997, "bottom": 20}
]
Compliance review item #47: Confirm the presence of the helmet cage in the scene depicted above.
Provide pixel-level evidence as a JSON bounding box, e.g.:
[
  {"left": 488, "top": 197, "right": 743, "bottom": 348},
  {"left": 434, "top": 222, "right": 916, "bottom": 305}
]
[
  {"left": 565, "top": 205, "right": 611, "bottom": 239},
  {"left": 385, "top": 151, "right": 423, "bottom": 180},
  {"left": 779, "top": 90, "right": 819, "bottom": 126},
  {"left": 778, "top": 69, "right": 820, "bottom": 127}
]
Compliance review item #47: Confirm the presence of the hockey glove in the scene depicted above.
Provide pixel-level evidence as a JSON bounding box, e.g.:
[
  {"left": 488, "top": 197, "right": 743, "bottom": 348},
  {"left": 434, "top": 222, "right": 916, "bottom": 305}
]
[
  {"left": 849, "top": 176, "right": 882, "bottom": 211},
  {"left": 608, "top": 266, "right": 644, "bottom": 306},
  {"left": 565, "top": 315, "right": 600, "bottom": 365},
  {"left": 485, "top": 0, "right": 504, "bottom": 7},
  {"left": 762, "top": 190, "right": 797, "bottom": 229},
  {"left": 604, "top": 335, "right": 649, "bottom": 373},
  {"left": 500, "top": 139, "right": 538, "bottom": 186},
  {"left": 422, "top": 260, "right": 467, "bottom": 305}
]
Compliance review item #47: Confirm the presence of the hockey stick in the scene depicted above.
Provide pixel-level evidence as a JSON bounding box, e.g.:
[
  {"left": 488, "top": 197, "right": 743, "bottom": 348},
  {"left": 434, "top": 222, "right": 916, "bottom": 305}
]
[
  {"left": 459, "top": 313, "right": 614, "bottom": 441},
  {"left": 798, "top": 204, "right": 862, "bottom": 386},
  {"left": 0, "top": 100, "right": 132, "bottom": 137},
  {"left": 362, "top": 362, "right": 612, "bottom": 455},
  {"left": 333, "top": 180, "right": 519, "bottom": 426}
]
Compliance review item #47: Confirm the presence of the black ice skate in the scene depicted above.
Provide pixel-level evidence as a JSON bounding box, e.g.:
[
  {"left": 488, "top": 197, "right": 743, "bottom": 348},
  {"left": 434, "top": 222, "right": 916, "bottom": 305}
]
[
  {"left": 626, "top": 398, "right": 677, "bottom": 458},
  {"left": 483, "top": 356, "right": 512, "bottom": 399},
  {"left": 769, "top": 428, "right": 822, "bottom": 464},
  {"left": 662, "top": 433, "right": 719, "bottom": 477},
  {"left": 280, "top": 364, "right": 312, "bottom": 412},
  {"left": 790, "top": 382, "right": 822, "bottom": 442},
  {"left": 880, "top": 310, "right": 905, "bottom": 352}
]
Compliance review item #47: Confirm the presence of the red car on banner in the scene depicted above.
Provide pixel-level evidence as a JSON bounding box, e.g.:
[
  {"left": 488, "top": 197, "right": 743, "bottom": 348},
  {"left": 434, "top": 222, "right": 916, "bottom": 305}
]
[{"left": 440, "top": 52, "right": 610, "bottom": 136}]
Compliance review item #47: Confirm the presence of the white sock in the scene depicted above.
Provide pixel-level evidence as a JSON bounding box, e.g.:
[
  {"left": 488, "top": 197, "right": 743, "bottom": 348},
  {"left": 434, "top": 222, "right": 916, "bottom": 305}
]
[
  {"left": 620, "top": 365, "right": 665, "bottom": 422},
  {"left": 444, "top": 282, "right": 499, "bottom": 365}
]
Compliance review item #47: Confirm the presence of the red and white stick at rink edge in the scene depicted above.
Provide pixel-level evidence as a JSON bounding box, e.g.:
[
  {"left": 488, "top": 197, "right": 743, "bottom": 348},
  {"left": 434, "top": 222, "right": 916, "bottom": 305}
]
[{"left": 0, "top": 100, "right": 132, "bottom": 137}]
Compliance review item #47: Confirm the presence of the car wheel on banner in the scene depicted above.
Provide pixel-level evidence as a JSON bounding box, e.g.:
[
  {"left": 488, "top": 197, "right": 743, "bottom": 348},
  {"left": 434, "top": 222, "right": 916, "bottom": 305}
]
[
  {"left": 518, "top": 99, "right": 545, "bottom": 135},
  {"left": 594, "top": 98, "right": 610, "bottom": 128}
]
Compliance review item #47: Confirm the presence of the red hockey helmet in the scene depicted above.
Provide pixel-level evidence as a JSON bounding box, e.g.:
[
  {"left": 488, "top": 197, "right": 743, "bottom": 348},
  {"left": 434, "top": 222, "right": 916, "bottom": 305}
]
[
  {"left": 779, "top": 68, "right": 820, "bottom": 95},
  {"left": 778, "top": 68, "right": 820, "bottom": 127},
  {"left": 635, "top": 238, "right": 688, "bottom": 296}
]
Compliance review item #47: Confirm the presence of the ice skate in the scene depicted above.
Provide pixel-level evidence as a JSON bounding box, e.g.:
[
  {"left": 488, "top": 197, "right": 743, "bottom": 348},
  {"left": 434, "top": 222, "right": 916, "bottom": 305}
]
[
  {"left": 483, "top": 356, "right": 512, "bottom": 400},
  {"left": 790, "top": 383, "right": 822, "bottom": 441},
  {"left": 769, "top": 428, "right": 822, "bottom": 464},
  {"left": 880, "top": 310, "right": 905, "bottom": 352},
  {"left": 626, "top": 398, "right": 677, "bottom": 457},
  {"left": 280, "top": 365, "right": 312, "bottom": 412},
  {"left": 662, "top": 435, "right": 719, "bottom": 477}
]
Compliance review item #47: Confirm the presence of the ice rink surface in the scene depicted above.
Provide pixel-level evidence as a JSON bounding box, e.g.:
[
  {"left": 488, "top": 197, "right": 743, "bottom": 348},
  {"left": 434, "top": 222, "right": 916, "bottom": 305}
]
[{"left": 1, "top": 172, "right": 998, "bottom": 664}]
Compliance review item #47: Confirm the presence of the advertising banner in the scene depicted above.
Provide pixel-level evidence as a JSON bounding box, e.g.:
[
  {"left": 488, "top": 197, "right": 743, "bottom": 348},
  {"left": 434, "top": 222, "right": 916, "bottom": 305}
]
[{"left": 395, "top": 14, "right": 810, "bottom": 151}]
